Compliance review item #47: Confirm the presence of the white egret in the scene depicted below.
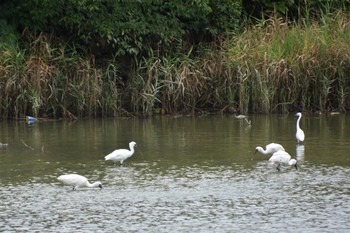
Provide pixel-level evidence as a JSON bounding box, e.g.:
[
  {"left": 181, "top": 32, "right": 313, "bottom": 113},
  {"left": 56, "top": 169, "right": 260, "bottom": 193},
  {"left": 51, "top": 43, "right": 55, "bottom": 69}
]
[
  {"left": 295, "top": 112, "right": 305, "bottom": 143},
  {"left": 234, "top": 115, "right": 247, "bottom": 119},
  {"left": 268, "top": 150, "right": 298, "bottom": 171},
  {"left": 234, "top": 115, "right": 251, "bottom": 125},
  {"left": 57, "top": 174, "right": 103, "bottom": 191},
  {"left": 255, "top": 143, "right": 285, "bottom": 155},
  {"left": 105, "top": 141, "right": 137, "bottom": 166},
  {"left": 0, "top": 142, "right": 8, "bottom": 148}
]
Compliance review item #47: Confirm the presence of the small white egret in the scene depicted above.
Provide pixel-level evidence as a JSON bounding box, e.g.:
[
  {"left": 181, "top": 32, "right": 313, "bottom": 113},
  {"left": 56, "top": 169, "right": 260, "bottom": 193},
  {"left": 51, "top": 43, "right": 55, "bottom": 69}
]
[
  {"left": 295, "top": 112, "right": 305, "bottom": 143},
  {"left": 57, "top": 174, "right": 102, "bottom": 191},
  {"left": 105, "top": 141, "right": 137, "bottom": 166},
  {"left": 234, "top": 114, "right": 251, "bottom": 125},
  {"left": 268, "top": 150, "right": 298, "bottom": 171},
  {"left": 0, "top": 142, "right": 8, "bottom": 148},
  {"left": 255, "top": 143, "right": 285, "bottom": 155},
  {"left": 234, "top": 114, "right": 247, "bottom": 119}
]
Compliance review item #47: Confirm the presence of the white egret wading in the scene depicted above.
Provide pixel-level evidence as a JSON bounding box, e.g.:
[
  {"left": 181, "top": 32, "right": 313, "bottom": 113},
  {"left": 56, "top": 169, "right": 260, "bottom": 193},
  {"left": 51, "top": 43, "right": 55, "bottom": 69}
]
[
  {"left": 295, "top": 112, "right": 305, "bottom": 143},
  {"left": 268, "top": 150, "right": 298, "bottom": 172},
  {"left": 57, "top": 174, "right": 102, "bottom": 191},
  {"left": 105, "top": 141, "right": 137, "bottom": 166},
  {"left": 255, "top": 143, "right": 285, "bottom": 155},
  {"left": 0, "top": 142, "right": 8, "bottom": 148}
]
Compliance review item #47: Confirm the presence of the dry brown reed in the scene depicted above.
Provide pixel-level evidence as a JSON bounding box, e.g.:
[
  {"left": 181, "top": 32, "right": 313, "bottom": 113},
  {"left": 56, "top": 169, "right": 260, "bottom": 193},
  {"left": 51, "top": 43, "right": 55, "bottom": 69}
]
[{"left": 0, "top": 33, "right": 122, "bottom": 119}]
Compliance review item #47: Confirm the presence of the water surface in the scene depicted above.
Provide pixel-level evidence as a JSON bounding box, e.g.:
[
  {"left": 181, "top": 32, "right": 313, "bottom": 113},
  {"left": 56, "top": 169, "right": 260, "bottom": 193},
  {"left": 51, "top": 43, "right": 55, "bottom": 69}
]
[{"left": 0, "top": 114, "right": 349, "bottom": 232}]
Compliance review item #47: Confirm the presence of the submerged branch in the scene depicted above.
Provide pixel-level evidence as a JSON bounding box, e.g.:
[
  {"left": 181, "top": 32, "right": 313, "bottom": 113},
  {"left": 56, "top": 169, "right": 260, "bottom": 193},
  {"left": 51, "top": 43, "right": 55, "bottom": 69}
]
[{"left": 21, "top": 139, "right": 34, "bottom": 150}]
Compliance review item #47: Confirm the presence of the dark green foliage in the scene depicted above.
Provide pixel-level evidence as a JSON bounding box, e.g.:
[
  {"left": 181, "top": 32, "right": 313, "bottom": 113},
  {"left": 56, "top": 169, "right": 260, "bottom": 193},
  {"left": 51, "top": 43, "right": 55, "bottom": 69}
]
[{"left": 0, "top": 0, "right": 241, "bottom": 57}]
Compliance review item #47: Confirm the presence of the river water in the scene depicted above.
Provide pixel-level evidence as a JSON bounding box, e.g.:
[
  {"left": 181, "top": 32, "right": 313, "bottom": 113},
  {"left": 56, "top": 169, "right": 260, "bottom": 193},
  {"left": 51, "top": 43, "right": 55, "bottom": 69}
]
[{"left": 0, "top": 114, "right": 349, "bottom": 232}]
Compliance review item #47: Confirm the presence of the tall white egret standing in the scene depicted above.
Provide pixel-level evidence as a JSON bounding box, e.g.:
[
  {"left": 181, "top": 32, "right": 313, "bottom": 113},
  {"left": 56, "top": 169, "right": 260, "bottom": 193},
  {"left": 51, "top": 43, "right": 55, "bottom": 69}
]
[
  {"left": 268, "top": 150, "right": 298, "bottom": 172},
  {"left": 57, "top": 174, "right": 103, "bottom": 191},
  {"left": 295, "top": 112, "right": 305, "bottom": 143},
  {"left": 105, "top": 141, "right": 137, "bottom": 166},
  {"left": 255, "top": 143, "right": 285, "bottom": 155}
]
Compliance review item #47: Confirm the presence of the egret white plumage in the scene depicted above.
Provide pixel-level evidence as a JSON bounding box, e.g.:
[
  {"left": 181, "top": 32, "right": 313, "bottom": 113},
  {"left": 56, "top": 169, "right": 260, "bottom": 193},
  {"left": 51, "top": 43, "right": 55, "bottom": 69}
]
[
  {"left": 268, "top": 150, "right": 298, "bottom": 171},
  {"left": 295, "top": 112, "right": 305, "bottom": 143},
  {"left": 57, "top": 174, "right": 102, "bottom": 190},
  {"left": 0, "top": 142, "right": 8, "bottom": 148},
  {"left": 255, "top": 143, "right": 285, "bottom": 155},
  {"left": 234, "top": 115, "right": 251, "bottom": 125},
  {"left": 105, "top": 141, "right": 137, "bottom": 165}
]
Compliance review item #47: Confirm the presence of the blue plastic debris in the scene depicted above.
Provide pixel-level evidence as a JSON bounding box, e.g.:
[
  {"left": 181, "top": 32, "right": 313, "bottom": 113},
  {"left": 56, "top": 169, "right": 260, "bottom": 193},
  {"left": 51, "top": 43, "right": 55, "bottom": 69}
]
[{"left": 26, "top": 116, "right": 38, "bottom": 125}]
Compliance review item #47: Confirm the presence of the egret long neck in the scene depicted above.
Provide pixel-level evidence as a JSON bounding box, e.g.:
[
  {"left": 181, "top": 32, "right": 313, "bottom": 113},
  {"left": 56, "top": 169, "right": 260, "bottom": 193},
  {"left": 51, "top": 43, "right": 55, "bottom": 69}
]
[
  {"left": 87, "top": 182, "right": 100, "bottom": 188},
  {"left": 296, "top": 115, "right": 302, "bottom": 130},
  {"left": 129, "top": 145, "right": 135, "bottom": 153},
  {"left": 258, "top": 147, "right": 268, "bottom": 154}
]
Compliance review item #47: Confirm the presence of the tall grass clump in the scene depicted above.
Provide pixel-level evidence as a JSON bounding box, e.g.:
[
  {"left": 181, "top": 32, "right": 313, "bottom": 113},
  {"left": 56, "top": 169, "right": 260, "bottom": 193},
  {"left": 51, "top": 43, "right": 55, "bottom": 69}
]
[
  {"left": 3, "top": 8, "right": 350, "bottom": 118},
  {"left": 117, "top": 8, "right": 350, "bottom": 117},
  {"left": 225, "top": 11, "right": 350, "bottom": 113},
  {"left": 0, "top": 42, "right": 26, "bottom": 117},
  {"left": 0, "top": 33, "right": 125, "bottom": 119},
  {"left": 128, "top": 39, "right": 249, "bottom": 116},
  {"left": 130, "top": 49, "right": 214, "bottom": 117},
  {"left": 127, "top": 9, "right": 350, "bottom": 116}
]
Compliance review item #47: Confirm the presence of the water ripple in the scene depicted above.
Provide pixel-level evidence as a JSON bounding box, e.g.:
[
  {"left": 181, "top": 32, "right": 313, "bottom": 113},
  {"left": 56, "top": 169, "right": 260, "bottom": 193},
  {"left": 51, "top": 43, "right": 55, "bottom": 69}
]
[{"left": 1, "top": 162, "right": 349, "bottom": 232}]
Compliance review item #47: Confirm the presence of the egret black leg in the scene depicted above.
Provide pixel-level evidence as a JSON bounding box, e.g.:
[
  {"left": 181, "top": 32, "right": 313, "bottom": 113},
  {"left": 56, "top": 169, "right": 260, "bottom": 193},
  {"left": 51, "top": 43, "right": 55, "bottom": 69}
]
[{"left": 276, "top": 163, "right": 281, "bottom": 172}]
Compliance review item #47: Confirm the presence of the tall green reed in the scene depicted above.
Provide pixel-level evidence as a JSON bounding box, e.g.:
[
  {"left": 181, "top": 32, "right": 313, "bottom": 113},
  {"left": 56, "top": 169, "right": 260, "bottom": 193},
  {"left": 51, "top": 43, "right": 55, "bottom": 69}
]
[
  {"left": 225, "top": 11, "right": 350, "bottom": 113},
  {"left": 130, "top": 49, "right": 211, "bottom": 117},
  {"left": 0, "top": 33, "right": 123, "bottom": 119}
]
